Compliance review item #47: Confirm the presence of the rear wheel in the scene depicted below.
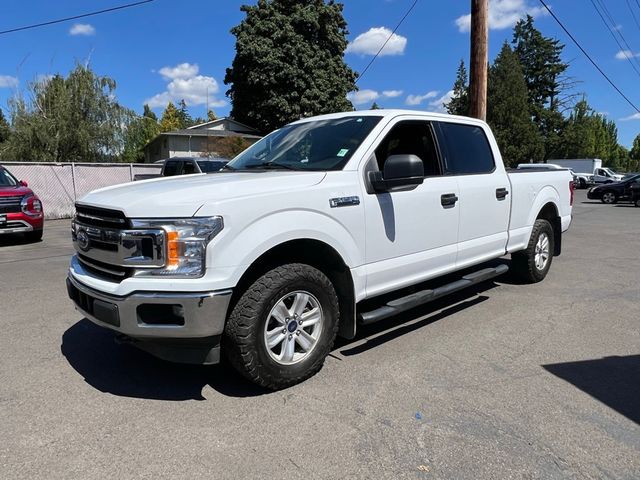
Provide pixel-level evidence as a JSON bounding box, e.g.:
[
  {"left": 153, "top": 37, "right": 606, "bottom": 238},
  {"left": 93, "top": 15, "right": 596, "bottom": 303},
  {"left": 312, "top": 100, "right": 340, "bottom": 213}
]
[
  {"left": 223, "top": 263, "right": 339, "bottom": 390},
  {"left": 579, "top": 178, "right": 586, "bottom": 189},
  {"left": 601, "top": 191, "right": 617, "bottom": 204},
  {"left": 512, "top": 219, "right": 554, "bottom": 283}
]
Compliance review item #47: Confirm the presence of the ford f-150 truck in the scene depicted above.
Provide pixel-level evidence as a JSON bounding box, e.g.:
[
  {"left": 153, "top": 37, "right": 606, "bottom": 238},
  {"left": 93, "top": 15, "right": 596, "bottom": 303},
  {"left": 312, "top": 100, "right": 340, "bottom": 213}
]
[{"left": 67, "top": 110, "right": 573, "bottom": 389}]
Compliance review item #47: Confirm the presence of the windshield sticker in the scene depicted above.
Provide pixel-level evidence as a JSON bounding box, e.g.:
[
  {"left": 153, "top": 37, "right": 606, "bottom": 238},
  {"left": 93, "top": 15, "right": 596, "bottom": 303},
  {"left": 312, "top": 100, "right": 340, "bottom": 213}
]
[{"left": 337, "top": 148, "right": 349, "bottom": 157}]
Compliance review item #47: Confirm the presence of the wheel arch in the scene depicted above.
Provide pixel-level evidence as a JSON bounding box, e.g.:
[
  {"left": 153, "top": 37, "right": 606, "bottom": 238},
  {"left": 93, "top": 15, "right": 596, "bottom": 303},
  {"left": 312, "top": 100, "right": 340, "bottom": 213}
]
[
  {"left": 229, "top": 239, "right": 357, "bottom": 340},
  {"left": 535, "top": 201, "right": 562, "bottom": 256}
]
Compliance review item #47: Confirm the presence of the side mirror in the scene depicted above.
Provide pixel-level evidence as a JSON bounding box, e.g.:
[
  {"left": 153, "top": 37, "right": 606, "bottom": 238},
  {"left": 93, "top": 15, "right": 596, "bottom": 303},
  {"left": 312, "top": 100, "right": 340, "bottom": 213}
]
[
  {"left": 20, "top": 180, "right": 28, "bottom": 187},
  {"left": 369, "top": 154, "right": 424, "bottom": 193}
]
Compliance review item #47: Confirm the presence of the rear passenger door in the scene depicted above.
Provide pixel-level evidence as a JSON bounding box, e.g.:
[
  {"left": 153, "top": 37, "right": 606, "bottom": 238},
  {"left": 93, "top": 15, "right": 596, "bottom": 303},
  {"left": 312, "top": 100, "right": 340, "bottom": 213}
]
[
  {"left": 362, "top": 118, "right": 460, "bottom": 297},
  {"left": 435, "top": 122, "right": 510, "bottom": 268}
]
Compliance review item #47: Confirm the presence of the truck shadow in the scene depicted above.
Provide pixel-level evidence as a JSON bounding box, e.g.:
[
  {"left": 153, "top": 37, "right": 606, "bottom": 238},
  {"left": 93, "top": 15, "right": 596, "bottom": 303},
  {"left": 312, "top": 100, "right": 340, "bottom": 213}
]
[
  {"left": 543, "top": 355, "right": 640, "bottom": 425},
  {"left": 61, "top": 260, "right": 515, "bottom": 401}
]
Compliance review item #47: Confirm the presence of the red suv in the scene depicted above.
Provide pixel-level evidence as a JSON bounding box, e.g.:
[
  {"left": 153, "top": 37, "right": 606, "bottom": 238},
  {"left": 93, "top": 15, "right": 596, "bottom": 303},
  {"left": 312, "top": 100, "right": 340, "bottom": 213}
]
[{"left": 0, "top": 165, "right": 44, "bottom": 241}]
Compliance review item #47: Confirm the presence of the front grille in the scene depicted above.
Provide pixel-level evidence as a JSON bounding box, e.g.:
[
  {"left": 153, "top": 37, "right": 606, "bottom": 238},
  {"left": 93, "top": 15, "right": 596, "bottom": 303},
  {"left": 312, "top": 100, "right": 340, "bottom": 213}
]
[
  {"left": 0, "top": 195, "right": 23, "bottom": 214},
  {"left": 75, "top": 204, "right": 129, "bottom": 229},
  {"left": 77, "top": 253, "right": 133, "bottom": 282}
]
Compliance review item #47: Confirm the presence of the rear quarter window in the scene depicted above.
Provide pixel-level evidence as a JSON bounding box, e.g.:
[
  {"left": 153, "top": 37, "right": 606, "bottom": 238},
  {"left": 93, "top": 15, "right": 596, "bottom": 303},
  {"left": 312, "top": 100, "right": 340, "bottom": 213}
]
[{"left": 437, "top": 122, "right": 495, "bottom": 175}]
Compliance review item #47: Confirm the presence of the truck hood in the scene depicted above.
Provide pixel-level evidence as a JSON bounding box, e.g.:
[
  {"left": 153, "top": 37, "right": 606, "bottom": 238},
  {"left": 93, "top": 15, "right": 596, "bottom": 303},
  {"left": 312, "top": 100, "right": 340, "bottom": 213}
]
[
  {"left": 78, "top": 171, "right": 327, "bottom": 217},
  {"left": 0, "top": 186, "right": 33, "bottom": 197}
]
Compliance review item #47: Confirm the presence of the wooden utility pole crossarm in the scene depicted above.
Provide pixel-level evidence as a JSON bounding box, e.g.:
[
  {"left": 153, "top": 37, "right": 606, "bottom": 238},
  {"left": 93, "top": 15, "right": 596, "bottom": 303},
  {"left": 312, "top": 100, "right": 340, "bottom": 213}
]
[{"left": 469, "top": 0, "right": 488, "bottom": 121}]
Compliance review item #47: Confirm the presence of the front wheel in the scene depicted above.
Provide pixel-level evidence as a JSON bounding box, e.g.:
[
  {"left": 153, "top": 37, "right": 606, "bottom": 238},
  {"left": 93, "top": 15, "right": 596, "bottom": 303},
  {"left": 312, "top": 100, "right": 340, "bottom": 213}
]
[
  {"left": 223, "top": 263, "right": 339, "bottom": 390},
  {"left": 601, "top": 191, "right": 618, "bottom": 204},
  {"left": 512, "top": 219, "right": 554, "bottom": 283}
]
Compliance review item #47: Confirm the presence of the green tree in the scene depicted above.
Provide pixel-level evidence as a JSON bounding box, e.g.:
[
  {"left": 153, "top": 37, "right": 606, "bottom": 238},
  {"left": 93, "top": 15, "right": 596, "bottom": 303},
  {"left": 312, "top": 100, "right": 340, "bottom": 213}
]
[
  {"left": 446, "top": 60, "right": 469, "bottom": 116},
  {"left": 121, "top": 104, "right": 160, "bottom": 163},
  {"left": 628, "top": 134, "right": 640, "bottom": 171},
  {"left": 224, "top": 0, "right": 357, "bottom": 133},
  {"left": 370, "top": 102, "right": 381, "bottom": 110},
  {"left": 0, "top": 108, "right": 10, "bottom": 145},
  {"left": 512, "top": 15, "right": 570, "bottom": 159},
  {"left": 177, "top": 99, "right": 193, "bottom": 128},
  {"left": 207, "top": 109, "right": 217, "bottom": 121},
  {"left": 487, "top": 43, "right": 544, "bottom": 167},
  {"left": 159, "top": 102, "right": 182, "bottom": 132},
  {"left": 557, "top": 99, "right": 621, "bottom": 167},
  {"left": 1, "top": 64, "right": 128, "bottom": 162}
]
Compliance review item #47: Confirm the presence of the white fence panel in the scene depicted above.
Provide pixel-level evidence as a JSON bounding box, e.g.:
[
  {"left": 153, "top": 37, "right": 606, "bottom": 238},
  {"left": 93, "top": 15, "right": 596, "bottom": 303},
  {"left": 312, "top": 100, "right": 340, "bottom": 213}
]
[{"left": 2, "top": 162, "right": 162, "bottom": 219}]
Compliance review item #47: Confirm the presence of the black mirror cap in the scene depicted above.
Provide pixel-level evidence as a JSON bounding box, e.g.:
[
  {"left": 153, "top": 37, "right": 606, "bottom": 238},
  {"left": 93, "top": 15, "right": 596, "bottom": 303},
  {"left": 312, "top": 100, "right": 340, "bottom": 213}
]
[
  {"left": 369, "top": 154, "right": 425, "bottom": 193},
  {"left": 384, "top": 154, "right": 424, "bottom": 180}
]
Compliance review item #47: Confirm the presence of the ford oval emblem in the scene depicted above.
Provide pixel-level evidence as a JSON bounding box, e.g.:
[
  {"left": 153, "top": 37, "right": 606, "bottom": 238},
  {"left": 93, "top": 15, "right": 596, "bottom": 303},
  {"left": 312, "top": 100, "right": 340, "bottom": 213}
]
[{"left": 77, "top": 230, "right": 90, "bottom": 251}]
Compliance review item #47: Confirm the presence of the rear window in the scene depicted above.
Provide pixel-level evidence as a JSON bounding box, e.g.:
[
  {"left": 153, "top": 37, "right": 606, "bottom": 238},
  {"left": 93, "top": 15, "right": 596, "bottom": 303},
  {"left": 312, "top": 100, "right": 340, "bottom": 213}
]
[{"left": 437, "top": 123, "right": 495, "bottom": 175}]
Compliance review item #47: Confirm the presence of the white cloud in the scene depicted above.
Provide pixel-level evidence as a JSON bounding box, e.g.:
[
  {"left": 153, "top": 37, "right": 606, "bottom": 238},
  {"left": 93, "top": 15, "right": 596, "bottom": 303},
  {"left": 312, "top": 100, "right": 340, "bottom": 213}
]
[
  {"left": 347, "top": 89, "right": 380, "bottom": 106},
  {"left": 0, "top": 75, "right": 18, "bottom": 88},
  {"left": 382, "top": 89, "right": 403, "bottom": 98},
  {"left": 620, "top": 113, "right": 640, "bottom": 121},
  {"left": 69, "top": 23, "right": 95, "bottom": 36},
  {"left": 427, "top": 90, "right": 454, "bottom": 113},
  {"left": 455, "top": 0, "right": 547, "bottom": 33},
  {"left": 346, "top": 27, "right": 407, "bottom": 56},
  {"left": 615, "top": 49, "right": 640, "bottom": 60},
  {"left": 145, "top": 62, "right": 226, "bottom": 109},
  {"left": 405, "top": 91, "right": 439, "bottom": 106}
]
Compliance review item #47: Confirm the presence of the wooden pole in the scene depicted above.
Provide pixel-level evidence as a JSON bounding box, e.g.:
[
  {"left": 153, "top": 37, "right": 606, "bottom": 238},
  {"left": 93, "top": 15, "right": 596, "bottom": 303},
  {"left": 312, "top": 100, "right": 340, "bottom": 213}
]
[{"left": 469, "top": 0, "right": 488, "bottom": 120}]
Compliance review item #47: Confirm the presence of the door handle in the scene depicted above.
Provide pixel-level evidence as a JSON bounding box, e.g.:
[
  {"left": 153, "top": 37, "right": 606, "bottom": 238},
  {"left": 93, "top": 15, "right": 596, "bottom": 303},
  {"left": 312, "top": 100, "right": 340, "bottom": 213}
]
[
  {"left": 496, "top": 188, "right": 509, "bottom": 200},
  {"left": 441, "top": 193, "right": 459, "bottom": 207}
]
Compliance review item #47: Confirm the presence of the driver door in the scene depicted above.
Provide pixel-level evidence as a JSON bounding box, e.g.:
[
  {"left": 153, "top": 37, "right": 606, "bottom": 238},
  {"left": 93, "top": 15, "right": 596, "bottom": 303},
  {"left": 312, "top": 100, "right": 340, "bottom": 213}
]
[{"left": 362, "top": 118, "right": 460, "bottom": 298}]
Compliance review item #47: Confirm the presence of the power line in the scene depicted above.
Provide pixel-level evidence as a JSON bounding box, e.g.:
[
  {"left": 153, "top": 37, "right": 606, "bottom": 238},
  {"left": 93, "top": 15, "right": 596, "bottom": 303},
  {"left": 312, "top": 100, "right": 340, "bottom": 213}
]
[
  {"left": 0, "top": 0, "right": 155, "bottom": 36},
  {"left": 627, "top": 0, "right": 640, "bottom": 32},
  {"left": 355, "top": 0, "right": 419, "bottom": 84},
  {"left": 591, "top": 0, "right": 640, "bottom": 73},
  {"left": 537, "top": 0, "right": 640, "bottom": 114}
]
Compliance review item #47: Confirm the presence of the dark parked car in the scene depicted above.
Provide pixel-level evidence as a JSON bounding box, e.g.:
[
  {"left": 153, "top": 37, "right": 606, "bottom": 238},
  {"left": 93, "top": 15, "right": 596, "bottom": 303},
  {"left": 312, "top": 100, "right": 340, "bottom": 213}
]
[{"left": 587, "top": 174, "right": 640, "bottom": 204}]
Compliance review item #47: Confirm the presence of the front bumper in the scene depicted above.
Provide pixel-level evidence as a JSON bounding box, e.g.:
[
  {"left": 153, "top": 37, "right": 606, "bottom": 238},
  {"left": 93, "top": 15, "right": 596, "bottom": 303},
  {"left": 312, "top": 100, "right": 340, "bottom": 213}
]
[
  {"left": 0, "top": 212, "right": 43, "bottom": 235},
  {"left": 586, "top": 189, "right": 601, "bottom": 200},
  {"left": 66, "top": 274, "right": 233, "bottom": 363}
]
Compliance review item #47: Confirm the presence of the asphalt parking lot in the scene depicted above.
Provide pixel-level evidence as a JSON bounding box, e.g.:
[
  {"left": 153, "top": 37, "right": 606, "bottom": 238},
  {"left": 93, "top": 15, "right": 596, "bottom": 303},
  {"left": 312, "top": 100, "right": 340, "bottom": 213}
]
[{"left": 0, "top": 190, "right": 638, "bottom": 480}]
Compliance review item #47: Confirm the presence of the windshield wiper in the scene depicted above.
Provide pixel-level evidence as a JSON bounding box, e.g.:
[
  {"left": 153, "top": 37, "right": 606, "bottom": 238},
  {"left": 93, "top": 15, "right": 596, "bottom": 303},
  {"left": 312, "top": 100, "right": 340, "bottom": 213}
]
[{"left": 244, "top": 161, "right": 301, "bottom": 171}]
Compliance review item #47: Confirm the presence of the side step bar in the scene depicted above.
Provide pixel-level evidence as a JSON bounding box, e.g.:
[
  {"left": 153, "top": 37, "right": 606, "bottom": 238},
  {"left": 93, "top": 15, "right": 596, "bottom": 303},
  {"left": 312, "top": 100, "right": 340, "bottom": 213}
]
[{"left": 358, "top": 264, "right": 509, "bottom": 325}]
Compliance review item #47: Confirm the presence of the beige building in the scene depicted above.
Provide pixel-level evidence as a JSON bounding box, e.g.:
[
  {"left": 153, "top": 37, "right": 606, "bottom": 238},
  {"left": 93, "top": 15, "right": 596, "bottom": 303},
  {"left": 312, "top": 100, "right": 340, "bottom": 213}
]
[{"left": 144, "top": 118, "right": 262, "bottom": 163}]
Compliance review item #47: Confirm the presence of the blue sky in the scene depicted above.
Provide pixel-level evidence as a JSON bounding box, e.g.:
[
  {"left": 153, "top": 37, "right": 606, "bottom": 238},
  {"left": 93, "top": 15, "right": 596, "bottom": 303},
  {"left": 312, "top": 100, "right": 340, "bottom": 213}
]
[{"left": 1, "top": 0, "right": 639, "bottom": 147}]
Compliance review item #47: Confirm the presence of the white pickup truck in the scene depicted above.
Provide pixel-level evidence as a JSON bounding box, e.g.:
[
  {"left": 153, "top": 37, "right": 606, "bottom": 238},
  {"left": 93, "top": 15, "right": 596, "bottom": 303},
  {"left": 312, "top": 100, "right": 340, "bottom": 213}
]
[{"left": 67, "top": 110, "right": 573, "bottom": 389}]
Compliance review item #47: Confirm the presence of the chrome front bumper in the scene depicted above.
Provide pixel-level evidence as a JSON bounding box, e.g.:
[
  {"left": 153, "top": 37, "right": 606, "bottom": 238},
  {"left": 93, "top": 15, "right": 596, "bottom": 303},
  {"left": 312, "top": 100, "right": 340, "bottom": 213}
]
[{"left": 66, "top": 274, "right": 233, "bottom": 340}]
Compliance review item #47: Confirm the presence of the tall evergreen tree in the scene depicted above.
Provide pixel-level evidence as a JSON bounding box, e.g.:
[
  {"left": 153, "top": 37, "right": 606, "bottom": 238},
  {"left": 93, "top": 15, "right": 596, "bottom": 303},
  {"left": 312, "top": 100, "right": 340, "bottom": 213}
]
[
  {"left": 224, "top": 0, "right": 357, "bottom": 132},
  {"left": 143, "top": 104, "right": 158, "bottom": 122},
  {"left": 159, "top": 102, "right": 182, "bottom": 132},
  {"left": 370, "top": 102, "right": 381, "bottom": 110},
  {"left": 487, "top": 43, "right": 544, "bottom": 166},
  {"left": 177, "top": 99, "right": 193, "bottom": 128},
  {"left": 446, "top": 60, "right": 469, "bottom": 116},
  {"left": 207, "top": 109, "right": 217, "bottom": 121},
  {"left": 121, "top": 105, "right": 160, "bottom": 163}
]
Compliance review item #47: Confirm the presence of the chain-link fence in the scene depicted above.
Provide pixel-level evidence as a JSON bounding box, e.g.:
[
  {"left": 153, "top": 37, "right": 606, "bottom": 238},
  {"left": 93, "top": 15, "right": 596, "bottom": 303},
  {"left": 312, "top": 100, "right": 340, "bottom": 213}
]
[{"left": 2, "top": 162, "right": 162, "bottom": 219}]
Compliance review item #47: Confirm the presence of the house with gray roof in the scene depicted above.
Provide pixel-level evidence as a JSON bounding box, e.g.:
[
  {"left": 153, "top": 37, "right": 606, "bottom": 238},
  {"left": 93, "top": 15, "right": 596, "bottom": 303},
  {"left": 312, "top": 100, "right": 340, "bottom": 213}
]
[{"left": 143, "top": 117, "right": 262, "bottom": 163}]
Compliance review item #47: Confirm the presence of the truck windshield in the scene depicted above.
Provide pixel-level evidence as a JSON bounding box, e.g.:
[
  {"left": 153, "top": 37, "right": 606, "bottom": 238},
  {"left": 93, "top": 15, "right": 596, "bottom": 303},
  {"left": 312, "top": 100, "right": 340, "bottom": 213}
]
[
  {"left": 0, "top": 168, "right": 18, "bottom": 187},
  {"left": 227, "top": 116, "right": 382, "bottom": 171},
  {"left": 197, "top": 160, "right": 227, "bottom": 173}
]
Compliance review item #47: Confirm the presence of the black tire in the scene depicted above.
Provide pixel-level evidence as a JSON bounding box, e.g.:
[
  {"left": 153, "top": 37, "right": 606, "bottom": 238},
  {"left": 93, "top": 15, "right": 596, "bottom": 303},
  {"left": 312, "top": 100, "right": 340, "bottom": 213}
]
[
  {"left": 223, "top": 263, "right": 339, "bottom": 390},
  {"left": 511, "top": 219, "right": 554, "bottom": 283},
  {"left": 579, "top": 178, "right": 586, "bottom": 189},
  {"left": 25, "top": 229, "right": 43, "bottom": 242},
  {"left": 600, "top": 191, "right": 618, "bottom": 204},
  {"left": 635, "top": 198, "right": 640, "bottom": 207}
]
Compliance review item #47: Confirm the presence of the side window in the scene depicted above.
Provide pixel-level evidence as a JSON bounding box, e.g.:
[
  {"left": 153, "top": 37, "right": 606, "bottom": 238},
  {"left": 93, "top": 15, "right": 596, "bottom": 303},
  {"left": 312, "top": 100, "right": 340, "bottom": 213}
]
[
  {"left": 163, "top": 161, "right": 181, "bottom": 176},
  {"left": 182, "top": 161, "right": 197, "bottom": 174},
  {"left": 596, "top": 169, "right": 605, "bottom": 176},
  {"left": 374, "top": 121, "right": 441, "bottom": 176},
  {"left": 437, "top": 122, "right": 495, "bottom": 175}
]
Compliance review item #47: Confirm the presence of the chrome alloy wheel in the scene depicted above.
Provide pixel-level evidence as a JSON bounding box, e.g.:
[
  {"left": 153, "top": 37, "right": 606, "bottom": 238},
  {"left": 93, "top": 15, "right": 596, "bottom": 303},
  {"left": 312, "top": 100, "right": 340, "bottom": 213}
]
[
  {"left": 602, "top": 192, "right": 616, "bottom": 204},
  {"left": 534, "top": 232, "right": 550, "bottom": 271},
  {"left": 263, "top": 291, "right": 324, "bottom": 365}
]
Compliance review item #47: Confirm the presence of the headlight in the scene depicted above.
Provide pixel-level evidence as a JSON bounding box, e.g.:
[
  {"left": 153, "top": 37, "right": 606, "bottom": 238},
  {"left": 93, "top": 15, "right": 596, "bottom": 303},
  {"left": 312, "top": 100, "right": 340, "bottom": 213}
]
[
  {"left": 130, "top": 217, "right": 223, "bottom": 278},
  {"left": 21, "top": 195, "right": 43, "bottom": 216}
]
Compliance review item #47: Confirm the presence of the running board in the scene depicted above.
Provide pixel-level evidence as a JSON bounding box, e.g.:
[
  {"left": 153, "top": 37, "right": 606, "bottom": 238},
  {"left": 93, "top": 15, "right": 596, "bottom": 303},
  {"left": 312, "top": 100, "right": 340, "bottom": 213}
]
[{"left": 358, "top": 264, "right": 508, "bottom": 325}]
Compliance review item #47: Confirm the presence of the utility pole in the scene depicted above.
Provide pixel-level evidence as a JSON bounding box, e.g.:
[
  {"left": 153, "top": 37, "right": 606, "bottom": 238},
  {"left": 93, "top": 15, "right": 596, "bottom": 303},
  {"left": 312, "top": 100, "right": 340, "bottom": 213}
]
[{"left": 469, "top": 0, "right": 488, "bottom": 120}]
